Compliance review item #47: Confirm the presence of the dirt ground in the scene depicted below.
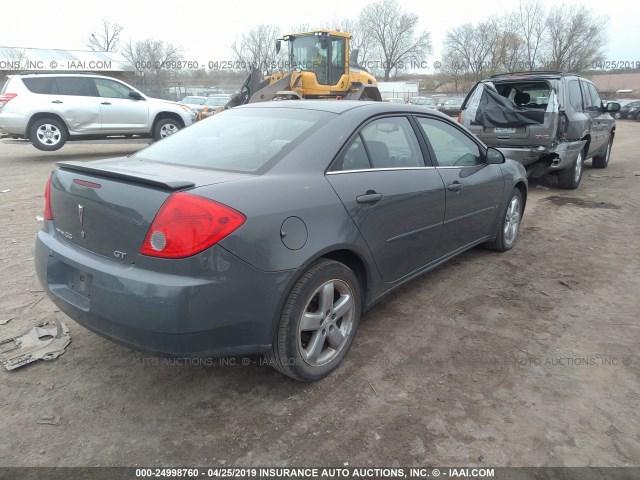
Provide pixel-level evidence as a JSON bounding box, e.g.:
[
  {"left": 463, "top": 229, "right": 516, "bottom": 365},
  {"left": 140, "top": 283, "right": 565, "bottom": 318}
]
[{"left": 0, "top": 123, "right": 638, "bottom": 468}]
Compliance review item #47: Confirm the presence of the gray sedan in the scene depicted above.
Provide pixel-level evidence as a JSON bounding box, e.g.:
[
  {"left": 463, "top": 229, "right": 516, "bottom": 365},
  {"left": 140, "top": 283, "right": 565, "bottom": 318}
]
[{"left": 35, "top": 101, "right": 527, "bottom": 382}]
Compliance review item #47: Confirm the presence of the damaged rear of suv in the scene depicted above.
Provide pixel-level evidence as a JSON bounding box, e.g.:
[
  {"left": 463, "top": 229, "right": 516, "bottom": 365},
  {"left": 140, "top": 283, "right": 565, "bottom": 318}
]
[{"left": 459, "top": 72, "right": 620, "bottom": 189}]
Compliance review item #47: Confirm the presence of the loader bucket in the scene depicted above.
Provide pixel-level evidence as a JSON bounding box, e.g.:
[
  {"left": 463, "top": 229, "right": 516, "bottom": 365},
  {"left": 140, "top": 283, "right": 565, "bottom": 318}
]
[
  {"left": 249, "top": 73, "right": 295, "bottom": 103},
  {"left": 225, "top": 68, "right": 271, "bottom": 108}
]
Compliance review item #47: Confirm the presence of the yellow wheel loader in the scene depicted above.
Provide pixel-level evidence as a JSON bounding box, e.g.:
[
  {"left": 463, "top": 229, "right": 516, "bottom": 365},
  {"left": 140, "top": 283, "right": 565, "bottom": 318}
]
[{"left": 219, "top": 30, "right": 381, "bottom": 113}]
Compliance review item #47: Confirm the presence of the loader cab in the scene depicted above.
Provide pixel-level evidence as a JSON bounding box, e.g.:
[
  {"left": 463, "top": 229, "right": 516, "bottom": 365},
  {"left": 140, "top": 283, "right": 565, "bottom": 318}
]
[{"left": 279, "top": 31, "right": 347, "bottom": 87}]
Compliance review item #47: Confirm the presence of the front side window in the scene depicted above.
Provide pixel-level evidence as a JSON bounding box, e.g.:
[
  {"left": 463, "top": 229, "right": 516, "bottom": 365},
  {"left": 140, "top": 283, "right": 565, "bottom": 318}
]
[
  {"left": 587, "top": 83, "right": 602, "bottom": 111},
  {"left": 417, "top": 117, "right": 483, "bottom": 167},
  {"left": 93, "top": 78, "right": 135, "bottom": 99}
]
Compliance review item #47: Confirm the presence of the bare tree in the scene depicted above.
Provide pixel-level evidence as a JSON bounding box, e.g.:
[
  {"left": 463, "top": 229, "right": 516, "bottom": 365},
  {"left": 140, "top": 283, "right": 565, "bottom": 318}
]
[
  {"left": 232, "top": 24, "right": 280, "bottom": 74},
  {"left": 87, "top": 19, "right": 123, "bottom": 52},
  {"left": 122, "top": 39, "right": 183, "bottom": 98},
  {"left": 443, "top": 22, "right": 496, "bottom": 81},
  {"left": 544, "top": 5, "right": 608, "bottom": 72},
  {"left": 513, "top": 0, "right": 547, "bottom": 70},
  {"left": 359, "top": 0, "right": 432, "bottom": 80},
  {"left": 0, "top": 47, "right": 27, "bottom": 74}
]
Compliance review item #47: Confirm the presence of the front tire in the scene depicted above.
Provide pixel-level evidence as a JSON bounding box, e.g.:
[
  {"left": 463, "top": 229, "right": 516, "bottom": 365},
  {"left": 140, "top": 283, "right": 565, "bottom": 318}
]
[
  {"left": 30, "top": 118, "right": 67, "bottom": 151},
  {"left": 267, "top": 259, "right": 362, "bottom": 382},
  {"left": 592, "top": 137, "right": 612, "bottom": 169},
  {"left": 485, "top": 188, "right": 523, "bottom": 252},
  {"left": 153, "top": 118, "right": 182, "bottom": 141},
  {"left": 558, "top": 151, "right": 584, "bottom": 189}
]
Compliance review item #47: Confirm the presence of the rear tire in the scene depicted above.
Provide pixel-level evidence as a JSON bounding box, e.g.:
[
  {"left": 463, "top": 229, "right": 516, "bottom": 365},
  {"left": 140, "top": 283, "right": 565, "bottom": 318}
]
[
  {"left": 266, "top": 259, "right": 362, "bottom": 382},
  {"left": 558, "top": 151, "right": 584, "bottom": 189},
  {"left": 485, "top": 188, "right": 523, "bottom": 252},
  {"left": 153, "top": 118, "right": 182, "bottom": 141},
  {"left": 30, "top": 118, "right": 67, "bottom": 151},
  {"left": 592, "top": 137, "right": 612, "bottom": 169}
]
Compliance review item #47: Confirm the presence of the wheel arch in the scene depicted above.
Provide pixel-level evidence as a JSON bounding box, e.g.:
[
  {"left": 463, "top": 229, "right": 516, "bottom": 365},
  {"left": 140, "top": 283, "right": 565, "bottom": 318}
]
[
  {"left": 26, "top": 113, "right": 70, "bottom": 139},
  {"left": 151, "top": 112, "right": 186, "bottom": 132},
  {"left": 514, "top": 181, "right": 527, "bottom": 213}
]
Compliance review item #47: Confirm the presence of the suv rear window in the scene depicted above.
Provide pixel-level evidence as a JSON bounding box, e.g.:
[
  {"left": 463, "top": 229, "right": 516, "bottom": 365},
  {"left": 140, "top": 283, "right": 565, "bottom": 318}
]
[
  {"left": 567, "top": 80, "right": 583, "bottom": 111},
  {"left": 22, "top": 77, "right": 53, "bottom": 94},
  {"left": 0, "top": 77, "right": 9, "bottom": 94},
  {"left": 494, "top": 81, "right": 551, "bottom": 109}
]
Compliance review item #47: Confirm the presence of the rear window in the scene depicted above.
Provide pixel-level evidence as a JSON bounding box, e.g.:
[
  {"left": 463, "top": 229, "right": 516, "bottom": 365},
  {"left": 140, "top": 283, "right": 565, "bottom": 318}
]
[
  {"left": 22, "top": 77, "right": 52, "bottom": 94},
  {"left": 494, "top": 81, "right": 552, "bottom": 108},
  {"left": 0, "top": 77, "right": 10, "bottom": 94},
  {"left": 135, "top": 107, "right": 334, "bottom": 173},
  {"left": 568, "top": 80, "right": 583, "bottom": 111}
]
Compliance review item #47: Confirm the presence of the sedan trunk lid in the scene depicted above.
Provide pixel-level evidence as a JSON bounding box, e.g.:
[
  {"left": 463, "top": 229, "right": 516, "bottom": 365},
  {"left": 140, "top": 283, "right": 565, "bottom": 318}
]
[{"left": 50, "top": 158, "right": 251, "bottom": 264}]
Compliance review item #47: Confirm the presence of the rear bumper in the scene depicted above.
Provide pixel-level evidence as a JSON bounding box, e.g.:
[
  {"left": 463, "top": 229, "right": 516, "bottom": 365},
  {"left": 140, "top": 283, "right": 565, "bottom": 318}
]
[
  {"left": 35, "top": 224, "right": 295, "bottom": 357},
  {"left": 0, "top": 112, "right": 28, "bottom": 136},
  {"left": 496, "top": 140, "right": 586, "bottom": 177}
]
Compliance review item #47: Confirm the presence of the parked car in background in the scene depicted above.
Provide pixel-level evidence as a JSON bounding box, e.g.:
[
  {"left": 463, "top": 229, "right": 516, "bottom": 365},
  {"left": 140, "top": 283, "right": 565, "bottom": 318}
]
[
  {"left": 36, "top": 100, "right": 527, "bottom": 382},
  {"left": 409, "top": 96, "right": 440, "bottom": 109},
  {"left": 459, "top": 71, "right": 619, "bottom": 189},
  {"left": 0, "top": 73, "right": 195, "bottom": 151},
  {"left": 180, "top": 96, "right": 208, "bottom": 107},
  {"left": 197, "top": 94, "right": 233, "bottom": 120},
  {"left": 616, "top": 100, "right": 640, "bottom": 120},
  {"left": 383, "top": 97, "right": 405, "bottom": 104},
  {"left": 439, "top": 97, "right": 464, "bottom": 117}
]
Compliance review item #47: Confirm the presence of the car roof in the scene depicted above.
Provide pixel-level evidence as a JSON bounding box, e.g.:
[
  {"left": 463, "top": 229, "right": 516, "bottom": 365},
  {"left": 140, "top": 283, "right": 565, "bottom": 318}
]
[{"left": 238, "top": 99, "right": 454, "bottom": 118}]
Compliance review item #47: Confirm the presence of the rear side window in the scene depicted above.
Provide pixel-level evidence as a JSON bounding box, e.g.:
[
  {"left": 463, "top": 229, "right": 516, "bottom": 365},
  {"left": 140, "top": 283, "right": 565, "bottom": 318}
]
[
  {"left": 22, "top": 77, "right": 52, "bottom": 94},
  {"left": 52, "top": 77, "right": 94, "bottom": 96},
  {"left": 0, "top": 77, "right": 10, "bottom": 94},
  {"left": 567, "top": 80, "right": 583, "bottom": 111},
  {"left": 359, "top": 117, "right": 423, "bottom": 168}
]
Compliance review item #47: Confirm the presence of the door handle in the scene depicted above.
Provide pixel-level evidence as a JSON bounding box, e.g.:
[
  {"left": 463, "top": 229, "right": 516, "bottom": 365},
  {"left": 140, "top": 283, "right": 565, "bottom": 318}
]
[
  {"left": 447, "top": 181, "right": 463, "bottom": 192},
  {"left": 51, "top": 100, "right": 63, "bottom": 104},
  {"left": 356, "top": 192, "right": 384, "bottom": 204},
  {"left": 101, "top": 101, "right": 111, "bottom": 105}
]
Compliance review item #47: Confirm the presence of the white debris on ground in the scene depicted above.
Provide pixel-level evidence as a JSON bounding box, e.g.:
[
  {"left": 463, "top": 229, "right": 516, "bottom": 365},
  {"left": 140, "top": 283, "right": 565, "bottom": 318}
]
[{"left": 0, "top": 319, "right": 71, "bottom": 370}]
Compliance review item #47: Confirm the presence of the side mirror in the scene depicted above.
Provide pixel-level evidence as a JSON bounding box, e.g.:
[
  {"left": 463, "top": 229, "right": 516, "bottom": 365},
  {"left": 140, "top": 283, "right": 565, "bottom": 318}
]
[
  {"left": 606, "top": 102, "right": 621, "bottom": 113},
  {"left": 486, "top": 147, "right": 505, "bottom": 164},
  {"left": 129, "top": 91, "right": 144, "bottom": 101},
  {"left": 276, "top": 39, "right": 281, "bottom": 54}
]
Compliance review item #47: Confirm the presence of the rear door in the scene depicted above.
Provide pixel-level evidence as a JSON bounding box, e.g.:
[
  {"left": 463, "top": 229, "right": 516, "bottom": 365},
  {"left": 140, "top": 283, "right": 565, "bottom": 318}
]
[
  {"left": 415, "top": 116, "right": 504, "bottom": 256},
  {"left": 91, "top": 78, "right": 149, "bottom": 133},
  {"left": 50, "top": 77, "right": 101, "bottom": 134},
  {"left": 326, "top": 116, "right": 446, "bottom": 282}
]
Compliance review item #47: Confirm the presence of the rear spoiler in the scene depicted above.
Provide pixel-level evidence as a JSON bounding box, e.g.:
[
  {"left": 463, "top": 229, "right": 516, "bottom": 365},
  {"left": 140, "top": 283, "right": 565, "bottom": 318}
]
[{"left": 56, "top": 161, "right": 195, "bottom": 190}]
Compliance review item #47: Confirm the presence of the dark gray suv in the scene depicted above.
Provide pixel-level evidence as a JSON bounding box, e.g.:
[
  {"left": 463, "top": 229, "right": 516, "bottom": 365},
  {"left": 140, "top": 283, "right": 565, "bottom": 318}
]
[{"left": 459, "top": 72, "right": 620, "bottom": 189}]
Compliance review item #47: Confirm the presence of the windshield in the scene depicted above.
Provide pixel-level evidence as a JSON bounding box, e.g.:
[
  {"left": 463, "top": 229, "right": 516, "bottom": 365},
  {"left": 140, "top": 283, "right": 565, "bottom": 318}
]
[
  {"left": 204, "top": 97, "right": 230, "bottom": 107},
  {"left": 135, "top": 107, "right": 334, "bottom": 173},
  {"left": 182, "top": 97, "right": 206, "bottom": 105}
]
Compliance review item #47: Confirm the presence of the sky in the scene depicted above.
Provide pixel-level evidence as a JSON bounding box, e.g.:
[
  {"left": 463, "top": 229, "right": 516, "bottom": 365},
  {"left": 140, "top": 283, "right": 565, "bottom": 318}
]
[{"left": 2, "top": 0, "right": 639, "bottom": 68}]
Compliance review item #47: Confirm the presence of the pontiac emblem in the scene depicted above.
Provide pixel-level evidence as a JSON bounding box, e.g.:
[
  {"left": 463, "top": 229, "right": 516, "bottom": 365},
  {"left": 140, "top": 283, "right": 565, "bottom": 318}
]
[{"left": 78, "top": 204, "right": 84, "bottom": 225}]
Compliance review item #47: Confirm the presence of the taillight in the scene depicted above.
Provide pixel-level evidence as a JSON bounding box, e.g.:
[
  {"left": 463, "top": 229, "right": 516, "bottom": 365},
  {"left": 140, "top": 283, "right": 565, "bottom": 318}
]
[
  {"left": 0, "top": 93, "right": 17, "bottom": 108},
  {"left": 44, "top": 174, "right": 53, "bottom": 221},
  {"left": 140, "top": 192, "right": 245, "bottom": 259},
  {"left": 456, "top": 113, "right": 461, "bottom": 123}
]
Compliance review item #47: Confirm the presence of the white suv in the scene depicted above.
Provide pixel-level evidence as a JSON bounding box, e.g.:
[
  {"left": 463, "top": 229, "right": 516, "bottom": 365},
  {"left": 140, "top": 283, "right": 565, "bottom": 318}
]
[{"left": 0, "top": 73, "right": 195, "bottom": 151}]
